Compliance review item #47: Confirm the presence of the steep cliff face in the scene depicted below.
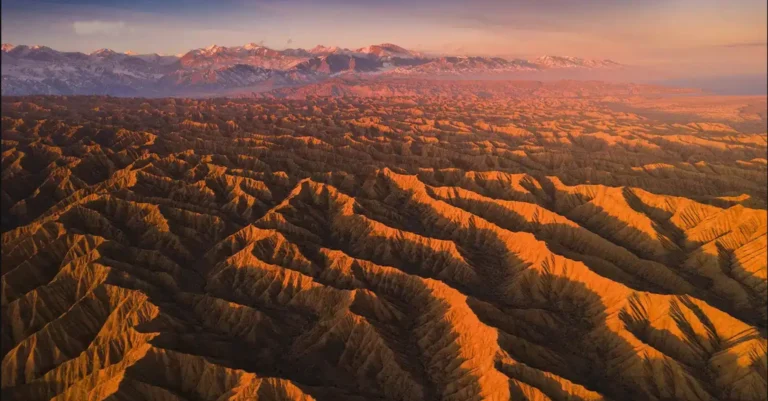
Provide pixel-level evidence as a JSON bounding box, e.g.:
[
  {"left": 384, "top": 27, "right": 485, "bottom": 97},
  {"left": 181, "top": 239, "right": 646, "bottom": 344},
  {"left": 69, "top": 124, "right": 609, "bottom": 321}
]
[{"left": 1, "top": 87, "right": 766, "bottom": 401}]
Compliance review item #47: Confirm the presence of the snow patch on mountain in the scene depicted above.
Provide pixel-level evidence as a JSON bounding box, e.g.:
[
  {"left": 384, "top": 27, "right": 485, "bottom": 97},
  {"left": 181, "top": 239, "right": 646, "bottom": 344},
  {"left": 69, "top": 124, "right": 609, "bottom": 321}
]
[{"left": 2, "top": 42, "right": 623, "bottom": 96}]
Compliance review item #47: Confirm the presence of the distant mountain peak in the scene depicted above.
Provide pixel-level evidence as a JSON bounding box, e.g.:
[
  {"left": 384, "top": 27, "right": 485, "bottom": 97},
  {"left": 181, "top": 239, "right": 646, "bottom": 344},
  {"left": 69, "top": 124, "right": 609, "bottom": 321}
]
[
  {"left": 200, "top": 44, "right": 228, "bottom": 55},
  {"left": 91, "top": 48, "right": 118, "bottom": 57},
  {"left": 533, "top": 55, "right": 622, "bottom": 69},
  {"left": 355, "top": 43, "right": 423, "bottom": 59},
  {"left": 309, "top": 45, "right": 355, "bottom": 57},
  {"left": 2, "top": 41, "right": 624, "bottom": 96},
  {"left": 376, "top": 43, "right": 408, "bottom": 51},
  {"left": 243, "top": 42, "right": 265, "bottom": 50}
]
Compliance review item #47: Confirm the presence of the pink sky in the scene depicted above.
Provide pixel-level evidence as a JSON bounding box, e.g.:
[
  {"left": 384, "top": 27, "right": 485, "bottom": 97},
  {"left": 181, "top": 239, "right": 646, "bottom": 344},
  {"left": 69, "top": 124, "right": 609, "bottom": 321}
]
[{"left": 2, "top": 0, "right": 766, "bottom": 76}]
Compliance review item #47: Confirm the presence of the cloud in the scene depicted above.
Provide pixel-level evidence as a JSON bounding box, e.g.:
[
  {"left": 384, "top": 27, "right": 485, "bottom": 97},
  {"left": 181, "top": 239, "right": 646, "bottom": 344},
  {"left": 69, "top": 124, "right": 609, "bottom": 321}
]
[
  {"left": 73, "top": 20, "right": 126, "bottom": 36},
  {"left": 720, "top": 41, "right": 767, "bottom": 48}
]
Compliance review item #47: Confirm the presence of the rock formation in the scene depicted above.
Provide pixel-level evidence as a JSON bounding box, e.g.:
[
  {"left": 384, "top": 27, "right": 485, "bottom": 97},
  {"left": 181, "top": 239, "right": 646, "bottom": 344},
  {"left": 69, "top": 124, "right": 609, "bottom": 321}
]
[{"left": 1, "top": 81, "right": 766, "bottom": 400}]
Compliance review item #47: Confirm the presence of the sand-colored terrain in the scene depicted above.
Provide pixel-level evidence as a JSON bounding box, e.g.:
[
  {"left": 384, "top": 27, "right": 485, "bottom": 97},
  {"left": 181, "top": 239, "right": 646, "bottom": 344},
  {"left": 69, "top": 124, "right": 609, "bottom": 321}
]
[{"left": 1, "top": 80, "right": 766, "bottom": 400}]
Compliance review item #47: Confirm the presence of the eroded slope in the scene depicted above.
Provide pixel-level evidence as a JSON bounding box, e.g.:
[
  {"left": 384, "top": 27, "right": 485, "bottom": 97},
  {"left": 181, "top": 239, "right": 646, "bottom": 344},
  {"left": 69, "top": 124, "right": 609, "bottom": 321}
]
[{"left": 1, "top": 87, "right": 766, "bottom": 401}]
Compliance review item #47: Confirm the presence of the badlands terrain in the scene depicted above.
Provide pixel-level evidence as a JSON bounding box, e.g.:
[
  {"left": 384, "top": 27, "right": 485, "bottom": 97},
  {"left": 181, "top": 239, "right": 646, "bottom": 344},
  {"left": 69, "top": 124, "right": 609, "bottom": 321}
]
[{"left": 1, "top": 79, "right": 767, "bottom": 401}]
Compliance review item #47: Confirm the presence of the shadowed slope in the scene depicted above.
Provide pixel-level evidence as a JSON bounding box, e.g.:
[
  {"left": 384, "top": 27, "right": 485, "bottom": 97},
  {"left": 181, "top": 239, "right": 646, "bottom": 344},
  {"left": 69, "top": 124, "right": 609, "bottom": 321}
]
[{"left": 1, "top": 88, "right": 766, "bottom": 400}]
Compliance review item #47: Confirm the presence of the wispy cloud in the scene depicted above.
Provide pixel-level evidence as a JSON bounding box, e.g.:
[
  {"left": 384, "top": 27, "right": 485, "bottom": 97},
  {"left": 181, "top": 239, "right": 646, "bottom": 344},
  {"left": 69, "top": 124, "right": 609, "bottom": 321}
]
[
  {"left": 73, "top": 20, "right": 126, "bottom": 36},
  {"left": 720, "top": 41, "right": 767, "bottom": 48}
]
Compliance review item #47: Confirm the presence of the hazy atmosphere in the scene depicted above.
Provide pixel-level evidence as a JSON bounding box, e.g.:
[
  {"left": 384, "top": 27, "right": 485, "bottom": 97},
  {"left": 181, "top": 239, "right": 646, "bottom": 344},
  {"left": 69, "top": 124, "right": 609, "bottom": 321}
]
[
  {"left": 3, "top": 0, "right": 767, "bottom": 76},
  {"left": 2, "top": 1, "right": 766, "bottom": 401}
]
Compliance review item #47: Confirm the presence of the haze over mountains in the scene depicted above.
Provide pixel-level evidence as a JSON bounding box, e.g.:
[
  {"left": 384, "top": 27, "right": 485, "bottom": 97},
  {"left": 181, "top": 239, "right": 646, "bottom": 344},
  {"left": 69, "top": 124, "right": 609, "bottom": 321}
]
[
  {"left": 1, "top": 42, "right": 622, "bottom": 97},
  {"left": 2, "top": 0, "right": 766, "bottom": 398}
]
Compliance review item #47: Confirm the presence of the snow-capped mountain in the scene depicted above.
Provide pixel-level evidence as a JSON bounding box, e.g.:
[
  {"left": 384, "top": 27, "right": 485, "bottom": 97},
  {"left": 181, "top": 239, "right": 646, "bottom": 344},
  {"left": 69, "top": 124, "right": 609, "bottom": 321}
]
[
  {"left": 532, "top": 55, "right": 621, "bottom": 69},
  {"left": 309, "top": 45, "right": 348, "bottom": 56},
  {"left": 1, "top": 42, "right": 623, "bottom": 96},
  {"left": 293, "top": 54, "right": 383, "bottom": 74},
  {"left": 178, "top": 43, "right": 306, "bottom": 70},
  {"left": 391, "top": 56, "right": 539, "bottom": 75},
  {"left": 1, "top": 44, "right": 178, "bottom": 96},
  {"left": 354, "top": 43, "right": 423, "bottom": 59}
]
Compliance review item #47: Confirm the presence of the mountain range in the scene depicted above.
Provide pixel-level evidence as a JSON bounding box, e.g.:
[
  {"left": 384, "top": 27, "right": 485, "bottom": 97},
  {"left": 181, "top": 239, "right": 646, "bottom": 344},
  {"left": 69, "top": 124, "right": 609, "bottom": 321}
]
[{"left": 1, "top": 42, "right": 622, "bottom": 96}]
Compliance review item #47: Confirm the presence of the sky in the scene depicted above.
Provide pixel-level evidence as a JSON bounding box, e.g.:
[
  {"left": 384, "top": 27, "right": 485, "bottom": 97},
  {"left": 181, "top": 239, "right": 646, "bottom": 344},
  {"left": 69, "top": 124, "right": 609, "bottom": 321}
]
[{"left": 2, "top": 0, "right": 766, "bottom": 77}]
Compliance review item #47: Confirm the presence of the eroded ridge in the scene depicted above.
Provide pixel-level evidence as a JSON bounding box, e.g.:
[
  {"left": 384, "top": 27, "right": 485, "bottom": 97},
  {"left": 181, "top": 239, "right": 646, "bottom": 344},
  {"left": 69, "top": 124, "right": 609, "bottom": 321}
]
[{"left": 1, "top": 88, "right": 766, "bottom": 401}]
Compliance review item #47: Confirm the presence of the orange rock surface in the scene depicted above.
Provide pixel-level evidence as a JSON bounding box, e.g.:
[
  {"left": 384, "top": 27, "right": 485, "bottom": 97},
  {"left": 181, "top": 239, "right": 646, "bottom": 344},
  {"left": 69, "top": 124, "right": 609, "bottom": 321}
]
[{"left": 1, "top": 81, "right": 766, "bottom": 400}]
